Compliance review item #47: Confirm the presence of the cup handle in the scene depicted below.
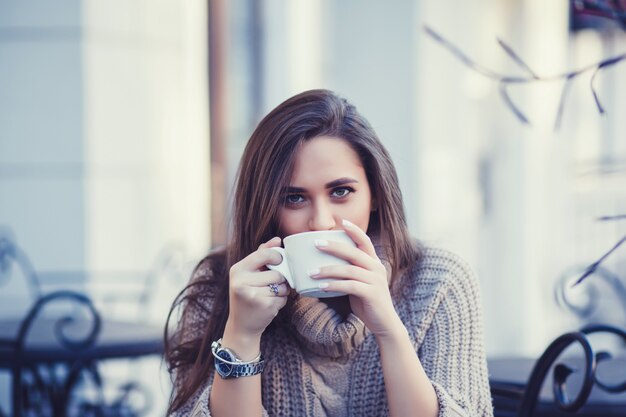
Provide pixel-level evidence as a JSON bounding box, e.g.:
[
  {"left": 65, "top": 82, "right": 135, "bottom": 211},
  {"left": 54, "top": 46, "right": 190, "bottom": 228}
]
[{"left": 266, "top": 247, "right": 294, "bottom": 288}]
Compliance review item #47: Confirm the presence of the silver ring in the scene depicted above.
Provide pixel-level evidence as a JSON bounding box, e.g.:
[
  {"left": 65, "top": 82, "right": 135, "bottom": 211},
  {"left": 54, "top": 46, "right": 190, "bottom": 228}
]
[{"left": 268, "top": 283, "right": 279, "bottom": 296}]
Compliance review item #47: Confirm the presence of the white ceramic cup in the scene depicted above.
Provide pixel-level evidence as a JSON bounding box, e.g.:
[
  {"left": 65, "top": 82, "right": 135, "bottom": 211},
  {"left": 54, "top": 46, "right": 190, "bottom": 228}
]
[{"left": 267, "top": 230, "right": 355, "bottom": 298}]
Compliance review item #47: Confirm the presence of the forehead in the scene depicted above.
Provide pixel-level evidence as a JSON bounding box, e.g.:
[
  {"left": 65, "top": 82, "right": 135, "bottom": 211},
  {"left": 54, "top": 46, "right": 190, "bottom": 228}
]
[{"left": 290, "top": 136, "right": 364, "bottom": 183}]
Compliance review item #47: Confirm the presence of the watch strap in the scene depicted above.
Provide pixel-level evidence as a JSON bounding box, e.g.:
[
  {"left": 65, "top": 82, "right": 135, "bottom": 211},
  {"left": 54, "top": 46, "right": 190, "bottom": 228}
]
[
  {"left": 229, "top": 359, "right": 265, "bottom": 378},
  {"left": 212, "top": 338, "right": 265, "bottom": 379}
]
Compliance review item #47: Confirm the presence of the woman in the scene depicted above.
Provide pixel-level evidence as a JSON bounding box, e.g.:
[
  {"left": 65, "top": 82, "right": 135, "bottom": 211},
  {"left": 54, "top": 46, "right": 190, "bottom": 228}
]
[{"left": 165, "top": 89, "right": 493, "bottom": 417}]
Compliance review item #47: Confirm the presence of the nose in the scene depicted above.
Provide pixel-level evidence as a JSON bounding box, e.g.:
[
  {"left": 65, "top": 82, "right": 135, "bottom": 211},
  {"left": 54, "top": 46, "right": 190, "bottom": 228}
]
[{"left": 308, "top": 200, "right": 337, "bottom": 231}]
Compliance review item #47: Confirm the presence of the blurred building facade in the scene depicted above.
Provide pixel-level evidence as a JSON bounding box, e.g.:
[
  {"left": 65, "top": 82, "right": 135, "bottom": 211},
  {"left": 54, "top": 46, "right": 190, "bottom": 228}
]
[{"left": 0, "top": 1, "right": 209, "bottom": 414}]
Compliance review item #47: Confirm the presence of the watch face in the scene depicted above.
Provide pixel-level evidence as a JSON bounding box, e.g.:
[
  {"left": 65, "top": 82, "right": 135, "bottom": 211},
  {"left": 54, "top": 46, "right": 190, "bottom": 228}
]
[{"left": 215, "top": 349, "right": 234, "bottom": 377}]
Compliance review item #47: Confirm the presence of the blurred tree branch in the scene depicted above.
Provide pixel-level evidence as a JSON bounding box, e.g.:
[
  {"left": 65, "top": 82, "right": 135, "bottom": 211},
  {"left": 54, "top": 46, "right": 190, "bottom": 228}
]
[
  {"left": 574, "top": 235, "right": 626, "bottom": 285},
  {"left": 424, "top": 15, "right": 626, "bottom": 287},
  {"left": 423, "top": 25, "right": 626, "bottom": 130}
]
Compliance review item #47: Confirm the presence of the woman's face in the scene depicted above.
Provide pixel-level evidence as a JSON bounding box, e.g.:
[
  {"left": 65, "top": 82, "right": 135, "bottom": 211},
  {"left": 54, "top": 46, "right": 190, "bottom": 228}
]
[{"left": 278, "top": 136, "right": 373, "bottom": 237}]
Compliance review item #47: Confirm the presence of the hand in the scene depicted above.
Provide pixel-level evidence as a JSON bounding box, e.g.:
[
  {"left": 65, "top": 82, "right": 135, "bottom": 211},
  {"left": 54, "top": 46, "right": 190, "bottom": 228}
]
[
  {"left": 225, "top": 237, "right": 290, "bottom": 343},
  {"left": 310, "top": 220, "right": 404, "bottom": 339}
]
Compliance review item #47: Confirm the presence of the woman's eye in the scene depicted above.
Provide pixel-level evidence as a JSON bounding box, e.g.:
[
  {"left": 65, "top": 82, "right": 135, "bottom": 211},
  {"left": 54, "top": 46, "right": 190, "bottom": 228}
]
[
  {"left": 285, "top": 194, "right": 305, "bottom": 205},
  {"left": 331, "top": 187, "right": 353, "bottom": 198}
]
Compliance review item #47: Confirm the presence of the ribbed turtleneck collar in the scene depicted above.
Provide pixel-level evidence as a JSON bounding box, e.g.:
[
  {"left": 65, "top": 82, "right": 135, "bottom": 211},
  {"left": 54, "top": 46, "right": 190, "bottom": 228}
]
[{"left": 285, "top": 295, "right": 369, "bottom": 358}]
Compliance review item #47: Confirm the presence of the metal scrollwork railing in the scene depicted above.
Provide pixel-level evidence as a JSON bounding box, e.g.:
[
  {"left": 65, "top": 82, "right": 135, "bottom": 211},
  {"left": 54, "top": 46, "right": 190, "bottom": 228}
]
[
  {"left": 15, "top": 290, "right": 102, "bottom": 351},
  {"left": 554, "top": 265, "right": 626, "bottom": 324},
  {"left": 582, "top": 324, "right": 626, "bottom": 394},
  {"left": 3, "top": 290, "right": 103, "bottom": 417},
  {"left": 518, "top": 332, "right": 595, "bottom": 415},
  {"left": 0, "top": 231, "right": 41, "bottom": 299},
  {"left": 515, "top": 324, "right": 626, "bottom": 417}
]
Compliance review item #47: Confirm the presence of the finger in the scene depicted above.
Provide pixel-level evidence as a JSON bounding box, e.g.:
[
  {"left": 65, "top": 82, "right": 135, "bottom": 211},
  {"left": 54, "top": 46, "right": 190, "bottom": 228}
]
[
  {"left": 271, "top": 293, "right": 289, "bottom": 311},
  {"left": 315, "top": 239, "right": 381, "bottom": 270},
  {"left": 236, "top": 245, "right": 283, "bottom": 272},
  {"left": 341, "top": 219, "right": 377, "bottom": 258},
  {"left": 265, "top": 289, "right": 289, "bottom": 313},
  {"left": 265, "top": 282, "right": 290, "bottom": 297},
  {"left": 258, "top": 236, "right": 282, "bottom": 250},
  {"left": 318, "top": 279, "right": 368, "bottom": 298},
  {"left": 309, "top": 265, "right": 376, "bottom": 283},
  {"left": 242, "top": 270, "right": 287, "bottom": 287}
]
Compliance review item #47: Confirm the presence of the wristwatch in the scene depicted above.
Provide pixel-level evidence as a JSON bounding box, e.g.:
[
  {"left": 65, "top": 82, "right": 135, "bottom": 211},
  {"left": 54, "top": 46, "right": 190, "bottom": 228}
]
[{"left": 211, "top": 339, "right": 265, "bottom": 379}]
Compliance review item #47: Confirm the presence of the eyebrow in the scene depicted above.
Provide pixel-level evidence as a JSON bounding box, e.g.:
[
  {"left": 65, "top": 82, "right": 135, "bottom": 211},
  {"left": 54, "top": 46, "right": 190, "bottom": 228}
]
[{"left": 285, "top": 177, "right": 359, "bottom": 193}]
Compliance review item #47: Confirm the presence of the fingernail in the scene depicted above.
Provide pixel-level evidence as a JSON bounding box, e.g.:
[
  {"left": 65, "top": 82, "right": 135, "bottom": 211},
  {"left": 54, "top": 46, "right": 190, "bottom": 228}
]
[
  {"left": 314, "top": 239, "right": 328, "bottom": 247},
  {"left": 342, "top": 219, "right": 355, "bottom": 228},
  {"left": 307, "top": 268, "right": 320, "bottom": 277},
  {"left": 318, "top": 282, "right": 330, "bottom": 289}
]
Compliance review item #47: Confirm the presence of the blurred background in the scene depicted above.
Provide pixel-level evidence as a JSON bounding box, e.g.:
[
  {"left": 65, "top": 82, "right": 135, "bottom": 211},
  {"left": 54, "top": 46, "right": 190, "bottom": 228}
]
[{"left": 1, "top": 0, "right": 625, "bottom": 416}]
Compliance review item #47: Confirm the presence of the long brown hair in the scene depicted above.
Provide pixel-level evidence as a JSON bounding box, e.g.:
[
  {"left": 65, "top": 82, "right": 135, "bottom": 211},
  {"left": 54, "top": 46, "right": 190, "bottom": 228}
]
[{"left": 164, "top": 89, "right": 420, "bottom": 414}]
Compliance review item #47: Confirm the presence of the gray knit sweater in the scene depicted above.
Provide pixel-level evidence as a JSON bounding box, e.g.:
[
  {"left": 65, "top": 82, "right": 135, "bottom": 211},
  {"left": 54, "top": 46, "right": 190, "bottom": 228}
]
[{"left": 171, "top": 247, "right": 493, "bottom": 417}]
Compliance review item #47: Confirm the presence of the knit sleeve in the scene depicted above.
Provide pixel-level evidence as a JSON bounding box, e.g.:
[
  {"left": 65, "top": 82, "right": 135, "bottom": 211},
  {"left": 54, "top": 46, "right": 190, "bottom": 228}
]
[
  {"left": 417, "top": 253, "right": 493, "bottom": 417},
  {"left": 170, "top": 379, "right": 212, "bottom": 417},
  {"left": 171, "top": 372, "right": 271, "bottom": 417}
]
